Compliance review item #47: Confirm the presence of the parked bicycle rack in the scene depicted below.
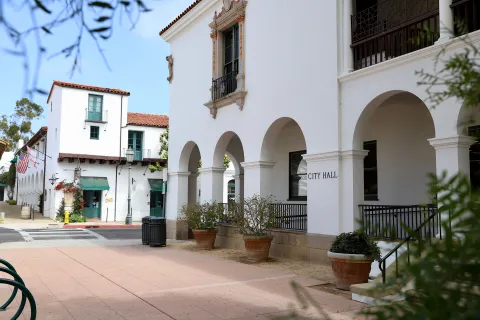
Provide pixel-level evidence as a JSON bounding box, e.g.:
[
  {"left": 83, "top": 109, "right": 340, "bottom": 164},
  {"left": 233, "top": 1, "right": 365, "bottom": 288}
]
[{"left": 0, "top": 258, "right": 36, "bottom": 319}]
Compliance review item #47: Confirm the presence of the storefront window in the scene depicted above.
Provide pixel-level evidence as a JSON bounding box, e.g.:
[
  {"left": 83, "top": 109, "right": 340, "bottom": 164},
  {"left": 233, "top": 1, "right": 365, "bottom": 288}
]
[{"left": 289, "top": 151, "right": 307, "bottom": 200}]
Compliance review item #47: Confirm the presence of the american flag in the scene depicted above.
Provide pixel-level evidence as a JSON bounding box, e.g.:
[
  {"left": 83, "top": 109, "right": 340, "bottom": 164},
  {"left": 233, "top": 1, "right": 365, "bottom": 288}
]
[{"left": 17, "top": 151, "right": 29, "bottom": 174}]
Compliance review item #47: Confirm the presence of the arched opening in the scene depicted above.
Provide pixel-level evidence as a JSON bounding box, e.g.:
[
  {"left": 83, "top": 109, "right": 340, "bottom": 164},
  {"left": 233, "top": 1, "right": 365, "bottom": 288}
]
[
  {"left": 178, "top": 141, "right": 202, "bottom": 205},
  {"left": 457, "top": 103, "right": 480, "bottom": 189},
  {"left": 353, "top": 91, "right": 436, "bottom": 237},
  {"left": 212, "top": 131, "right": 245, "bottom": 204},
  {"left": 260, "top": 117, "right": 308, "bottom": 231}
]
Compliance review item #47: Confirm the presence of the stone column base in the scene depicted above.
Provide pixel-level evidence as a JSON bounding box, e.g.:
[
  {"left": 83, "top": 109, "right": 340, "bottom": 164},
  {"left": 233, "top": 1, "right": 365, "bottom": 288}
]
[{"left": 166, "top": 219, "right": 189, "bottom": 240}]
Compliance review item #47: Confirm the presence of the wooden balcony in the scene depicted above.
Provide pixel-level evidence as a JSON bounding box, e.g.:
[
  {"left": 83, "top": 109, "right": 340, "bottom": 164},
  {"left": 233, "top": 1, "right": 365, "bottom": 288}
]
[{"left": 351, "top": 0, "right": 439, "bottom": 70}]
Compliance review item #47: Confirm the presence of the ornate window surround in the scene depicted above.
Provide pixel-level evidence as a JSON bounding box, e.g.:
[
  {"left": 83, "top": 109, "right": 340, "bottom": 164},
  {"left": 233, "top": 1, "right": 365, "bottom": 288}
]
[{"left": 204, "top": 0, "right": 248, "bottom": 119}]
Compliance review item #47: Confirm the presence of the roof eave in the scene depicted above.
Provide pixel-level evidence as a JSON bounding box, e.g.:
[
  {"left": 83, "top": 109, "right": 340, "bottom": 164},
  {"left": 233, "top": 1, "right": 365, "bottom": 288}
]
[{"left": 160, "top": 0, "right": 218, "bottom": 42}]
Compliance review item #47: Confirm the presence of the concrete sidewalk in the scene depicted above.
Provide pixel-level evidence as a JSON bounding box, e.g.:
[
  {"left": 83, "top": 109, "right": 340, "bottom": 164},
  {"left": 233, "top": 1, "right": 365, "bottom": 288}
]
[
  {"left": 0, "top": 244, "right": 366, "bottom": 319},
  {"left": 0, "top": 202, "right": 58, "bottom": 230}
]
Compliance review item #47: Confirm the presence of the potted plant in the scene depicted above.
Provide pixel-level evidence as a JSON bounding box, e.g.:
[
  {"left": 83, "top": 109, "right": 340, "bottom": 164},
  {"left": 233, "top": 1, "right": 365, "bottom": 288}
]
[
  {"left": 327, "top": 231, "right": 381, "bottom": 290},
  {"left": 179, "top": 201, "right": 219, "bottom": 250},
  {"left": 234, "top": 195, "right": 276, "bottom": 261}
]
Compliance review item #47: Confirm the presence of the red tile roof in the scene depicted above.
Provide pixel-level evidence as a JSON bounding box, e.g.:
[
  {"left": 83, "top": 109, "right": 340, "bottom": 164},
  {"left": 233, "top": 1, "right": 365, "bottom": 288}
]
[
  {"left": 159, "top": 0, "right": 203, "bottom": 36},
  {"left": 127, "top": 112, "right": 169, "bottom": 128},
  {"left": 47, "top": 80, "right": 130, "bottom": 103}
]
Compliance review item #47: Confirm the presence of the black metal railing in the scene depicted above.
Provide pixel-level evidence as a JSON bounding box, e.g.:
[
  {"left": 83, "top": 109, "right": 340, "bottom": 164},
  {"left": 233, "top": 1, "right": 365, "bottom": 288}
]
[
  {"left": 377, "top": 208, "right": 449, "bottom": 283},
  {"left": 0, "top": 257, "right": 36, "bottom": 319},
  {"left": 451, "top": 0, "right": 480, "bottom": 35},
  {"left": 359, "top": 204, "right": 439, "bottom": 240},
  {"left": 270, "top": 203, "right": 307, "bottom": 232},
  {"left": 351, "top": 0, "right": 439, "bottom": 70},
  {"left": 218, "top": 202, "right": 308, "bottom": 232},
  {"left": 211, "top": 71, "right": 238, "bottom": 101}
]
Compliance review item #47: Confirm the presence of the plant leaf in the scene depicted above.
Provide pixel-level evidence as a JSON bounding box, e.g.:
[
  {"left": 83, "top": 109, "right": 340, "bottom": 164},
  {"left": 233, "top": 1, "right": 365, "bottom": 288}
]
[
  {"left": 34, "top": 0, "right": 52, "bottom": 14},
  {"left": 88, "top": 1, "right": 114, "bottom": 9}
]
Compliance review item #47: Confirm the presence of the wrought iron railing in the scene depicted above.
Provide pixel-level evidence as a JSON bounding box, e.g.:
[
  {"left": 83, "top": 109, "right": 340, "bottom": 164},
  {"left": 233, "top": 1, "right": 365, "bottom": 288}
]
[
  {"left": 451, "top": 0, "right": 480, "bottom": 35},
  {"left": 123, "top": 148, "right": 151, "bottom": 161},
  {"left": 0, "top": 257, "right": 37, "bottom": 319},
  {"left": 85, "top": 108, "right": 108, "bottom": 123},
  {"left": 377, "top": 208, "right": 449, "bottom": 283},
  {"left": 359, "top": 204, "right": 439, "bottom": 240},
  {"left": 218, "top": 202, "right": 307, "bottom": 232},
  {"left": 211, "top": 71, "right": 238, "bottom": 101},
  {"left": 351, "top": 0, "right": 439, "bottom": 70}
]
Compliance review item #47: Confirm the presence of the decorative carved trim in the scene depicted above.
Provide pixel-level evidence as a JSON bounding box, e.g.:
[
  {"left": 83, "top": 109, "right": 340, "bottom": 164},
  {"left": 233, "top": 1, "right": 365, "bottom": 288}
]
[
  {"left": 210, "top": 0, "right": 248, "bottom": 31},
  {"left": 428, "top": 136, "right": 475, "bottom": 150},
  {"left": 303, "top": 152, "right": 341, "bottom": 163},
  {"left": 166, "top": 55, "right": 174, "bottom": 83},
  {"left": 204, "top": 88, "right": 248, "bottom": 118},
  {"left": 240, "top": 161, "right": 276, "bottom": 169}
]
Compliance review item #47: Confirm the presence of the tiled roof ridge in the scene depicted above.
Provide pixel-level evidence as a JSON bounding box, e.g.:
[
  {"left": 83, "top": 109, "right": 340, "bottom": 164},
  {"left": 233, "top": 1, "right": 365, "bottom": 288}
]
[
  {"left": 47, "top": 80, "right": 130, "bottom": 103},
  {"left": 159, "top": 0, "right": 203, "bottom": 36},
  {"left": 127, "top": 112, "right": 169, "bottom": 128}
]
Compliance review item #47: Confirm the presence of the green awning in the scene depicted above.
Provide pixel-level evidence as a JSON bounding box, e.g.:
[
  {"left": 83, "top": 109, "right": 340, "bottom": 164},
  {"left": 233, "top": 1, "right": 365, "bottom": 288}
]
[
  {"left": 80, "top": 177, "right": 110, "bottom": 191},
  {"left": 0, "top": 183, "right": 7, "bottom": 187},
  {"left": 148, "top": 179, "right": 163, "bottom": 192}
]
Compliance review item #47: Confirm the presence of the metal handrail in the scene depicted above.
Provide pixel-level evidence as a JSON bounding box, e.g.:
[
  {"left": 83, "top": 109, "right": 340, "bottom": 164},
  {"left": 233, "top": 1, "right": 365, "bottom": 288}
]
[{"left": 378, "top": 206, "right": 446, "bottom": 283}]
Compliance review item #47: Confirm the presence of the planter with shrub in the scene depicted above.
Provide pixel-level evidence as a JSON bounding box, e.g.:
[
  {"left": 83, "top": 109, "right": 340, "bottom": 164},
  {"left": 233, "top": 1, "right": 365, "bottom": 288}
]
[
  {"left": 6, "top": 200, "right": 16, "bottom": 205},
  {"left": 179, "top": 202, "right": 219, "bottom": 250},
  {"left": 328, "top": 231, "right": 381, "bottom": 290},
  {"left": 233, "top": 195, "right": 276, "bottom": 261}
]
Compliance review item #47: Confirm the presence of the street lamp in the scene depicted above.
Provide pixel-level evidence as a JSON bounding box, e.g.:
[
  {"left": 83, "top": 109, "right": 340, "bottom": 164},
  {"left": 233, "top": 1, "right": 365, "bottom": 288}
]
[
  {"left": 125, "top": 147, "right": 134, "bottom": 225},
  {"left": 49, "top": 173, "right": 59, "bottom": 186}
]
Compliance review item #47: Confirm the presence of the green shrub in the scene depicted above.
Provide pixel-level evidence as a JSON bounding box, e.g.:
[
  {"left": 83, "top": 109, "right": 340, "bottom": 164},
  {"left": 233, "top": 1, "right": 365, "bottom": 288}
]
[
  {"left": 56, "top": 198, "right": 66, "bottom": 222},
  {"left": 6, "top": 200, "right": 16, "bottom": 205},
  {"left": 330, "top": 231, "right": 381, "bottom": 261},
  {"left": 179, "top": 201, "right": 219, "bottom": 230},
  {"left": 38, "top": 193, "right": 43, "bottom": 213},
  {"left": 69, "top": 214, "right": 87, "bottom": 223},
  {"left": 233, "top": 195, "right": 277, "bottom": 236}
]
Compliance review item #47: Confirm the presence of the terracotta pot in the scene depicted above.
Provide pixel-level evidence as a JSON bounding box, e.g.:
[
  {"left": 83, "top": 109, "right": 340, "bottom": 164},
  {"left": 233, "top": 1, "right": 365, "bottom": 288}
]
[
  {"left": 192, "top": 229, "right": 217, "bottom": 250},
  {"left": 327, "top": 251, "right": 374, "bottom": 291},
  {"left": 244, "top": 235, "right": 273, "bottom": 261}
]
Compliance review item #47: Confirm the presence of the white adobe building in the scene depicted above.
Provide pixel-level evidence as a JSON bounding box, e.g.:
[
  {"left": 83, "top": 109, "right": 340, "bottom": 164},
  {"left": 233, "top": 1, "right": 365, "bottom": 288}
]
[
  {"left": 160, "top": 0, "right": 480, "bottom": 260},
  {"left": 16, "top": 80, "right": 170, "bottom": 222}
]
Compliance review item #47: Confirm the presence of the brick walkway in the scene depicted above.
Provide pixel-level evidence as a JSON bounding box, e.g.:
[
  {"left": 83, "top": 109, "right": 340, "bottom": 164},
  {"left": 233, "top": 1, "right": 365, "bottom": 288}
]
[{"left": 0, "top": 245, "right": 366, "bottom": 319}]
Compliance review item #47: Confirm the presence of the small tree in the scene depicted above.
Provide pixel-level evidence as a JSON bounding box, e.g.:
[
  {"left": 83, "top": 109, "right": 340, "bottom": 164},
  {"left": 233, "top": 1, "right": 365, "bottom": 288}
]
[
  {"left": 72, "top": 188, "right": 84, "bottom": 215},
  {"left": 6, "top": 163, "right": 16, "bottom": 200},
  {"left": 56, "top": 198, "right": 66, "bottom": 221}
]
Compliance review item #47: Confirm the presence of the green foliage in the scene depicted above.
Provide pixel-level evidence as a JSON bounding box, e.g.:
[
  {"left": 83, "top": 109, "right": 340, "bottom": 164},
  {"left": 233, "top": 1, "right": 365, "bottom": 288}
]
[
  {"left": 6, "top": 163, "right": 15, "bottom": 190},
  {"left": 72, "top": 187, "right": 84, "bottom": 215},
  {"left": 233, "top": 195, "right": 277, "bottom": 236},
  {"left": 0, "top": 98, "right": 43, "bottom": 151},
  {"left": 56, "top": 198, "right": 66, "bottom": 222},
  {"left": 7, "top": 200, "right": 16, "bottom": 205},
  {"left": 69, "top": 214, "right": 87, "bottom": 223},
  {"left": 38, "top": 193, "right": 43, "bottom": 214},
  {"left": 159, "top": 126, "right": 168, "bottom": 159},
  {"left": 0, "top": 172, "right": 7, "bottom": 185},
  {"left": 361, "top": 172, "right": 480, "bottom": 320},
  {"left": 179, "top": 201, "right": 220, "bottom": 230},
  {"left": 330, "top": 232, "right": 381, "bottom": 261}
]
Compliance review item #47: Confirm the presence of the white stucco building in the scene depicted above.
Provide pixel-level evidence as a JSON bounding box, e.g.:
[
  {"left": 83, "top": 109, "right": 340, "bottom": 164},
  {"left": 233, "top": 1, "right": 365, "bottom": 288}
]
[
  {"left": 16, "top": 80, "right": 169, "bottom": 222},
  {"left": 160, "top": 0, "right": 480, "bottom": 260}
]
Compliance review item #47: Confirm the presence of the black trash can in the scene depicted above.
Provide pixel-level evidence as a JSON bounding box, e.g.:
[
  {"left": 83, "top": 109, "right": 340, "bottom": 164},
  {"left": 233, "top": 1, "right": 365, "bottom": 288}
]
[
  {"left": 149, "top": 217, "right": 166, "bottom": 247},
  {"left": 142, "top": 216, "right": 151, "bottom": 245}
]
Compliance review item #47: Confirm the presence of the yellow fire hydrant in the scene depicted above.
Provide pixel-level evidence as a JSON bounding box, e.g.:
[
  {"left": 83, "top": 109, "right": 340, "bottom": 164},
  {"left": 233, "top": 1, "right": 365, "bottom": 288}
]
[{"left": 64, "top": 211, "right": 70, "bottom": 224}]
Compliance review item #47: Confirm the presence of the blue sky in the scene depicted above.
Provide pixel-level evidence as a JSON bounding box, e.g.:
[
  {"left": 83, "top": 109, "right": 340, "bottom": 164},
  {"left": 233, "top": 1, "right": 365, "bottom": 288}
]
[{"left": 0, "top": 0, "right": 193, "bottom": 133}]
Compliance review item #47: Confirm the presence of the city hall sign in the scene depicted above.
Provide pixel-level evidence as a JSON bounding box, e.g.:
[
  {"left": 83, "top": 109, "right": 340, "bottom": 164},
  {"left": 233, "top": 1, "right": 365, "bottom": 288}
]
[{"left": 307, "top": 171, "right": 338, "bottom": 180}]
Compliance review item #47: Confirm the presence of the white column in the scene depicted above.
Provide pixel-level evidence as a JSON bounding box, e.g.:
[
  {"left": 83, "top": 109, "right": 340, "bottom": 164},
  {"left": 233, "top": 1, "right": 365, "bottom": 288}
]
[
  {"left": 429, "top": 136, "right": 474, "bottom": 179},
  {"left": 234, "top": 173, "right": 244, "bottom": 202},
  {"left": 240, "top": 161, "right": 275, "bottom": 198},
  {"left": 303, "top": 152, "right": 341, "bottom": 235},
  {"left": 437, "top": 0, "right": 454, "bottom": 43},
  {"left": 343, "top": 0, "right": 354, "bottom": 74},
  {"left": 166, "top": 172, "right": 190, "bottom": 220},
  {"left": 198, "top": 167, "right": 225, "bottom": 203},
  {"left": 339, "top": 150, "right": 369, "bottom": 233}
]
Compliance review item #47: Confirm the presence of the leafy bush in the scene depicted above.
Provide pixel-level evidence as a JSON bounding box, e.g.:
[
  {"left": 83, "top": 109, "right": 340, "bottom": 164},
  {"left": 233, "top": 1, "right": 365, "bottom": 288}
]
[
  {"left": 330, "top": 231, "right": 381, "bottom": 261},
  {"left": 6, "top": 200, "right": 16, "bottom": 205},
  {"left": 56, "top": 198, "right": 66, "bottom": 222},
  {"left": 38, "top": 193, "right": 43, "bottom": 213},
  {"left": 69, "top": 214, "right": 87, "bottom": 223},
  {"left": 179, "top": 201, "right": 219, "bottom": 230},
  {"left": 233, "top": 195, "right": 277, "bottom": 236}
]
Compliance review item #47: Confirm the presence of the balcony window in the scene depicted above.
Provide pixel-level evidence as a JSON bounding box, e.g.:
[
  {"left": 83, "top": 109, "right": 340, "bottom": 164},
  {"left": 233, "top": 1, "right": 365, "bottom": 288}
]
[
  {"left": 88, "top": 94, "right": 103, "bottom": 121},
  {"left": 351, "top": 0, "right": 439, "bottom": 70},
  {"left": 128, "top": 131, "right": 143, "bottom": 161}
]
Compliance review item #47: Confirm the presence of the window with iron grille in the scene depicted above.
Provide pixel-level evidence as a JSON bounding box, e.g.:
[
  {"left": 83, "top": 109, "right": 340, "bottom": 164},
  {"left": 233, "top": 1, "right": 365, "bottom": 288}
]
[
  {"left": 363, "top": 141, "right": 378, "bottom": 201},
  {"left": 90, "top": 126, "right": 99, "bottom": 140}
]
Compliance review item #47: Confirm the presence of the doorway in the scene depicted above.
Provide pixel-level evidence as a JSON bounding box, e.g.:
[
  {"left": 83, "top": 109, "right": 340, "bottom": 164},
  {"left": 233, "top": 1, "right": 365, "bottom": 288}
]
[
  {"left": 83, "top": 190, "right": 102, "bottom": 219},
  {"left": 150, "top": 191, "right": 164, "bottom": 217}
]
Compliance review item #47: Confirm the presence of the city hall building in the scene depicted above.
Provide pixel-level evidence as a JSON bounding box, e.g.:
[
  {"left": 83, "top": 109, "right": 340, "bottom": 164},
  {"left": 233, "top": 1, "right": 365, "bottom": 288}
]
[{"left": 160, "top": 0, "right": 480, "bottom": 261}]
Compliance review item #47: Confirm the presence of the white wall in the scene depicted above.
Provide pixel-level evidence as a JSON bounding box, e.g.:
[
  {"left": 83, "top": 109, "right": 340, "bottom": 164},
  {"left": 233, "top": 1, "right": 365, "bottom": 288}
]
[
  {"left": 58, "top": 87, "right": 129, "bottom": 157},
  {"left": 124, "top": 125, "right": 166, "bottom": 158}
]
